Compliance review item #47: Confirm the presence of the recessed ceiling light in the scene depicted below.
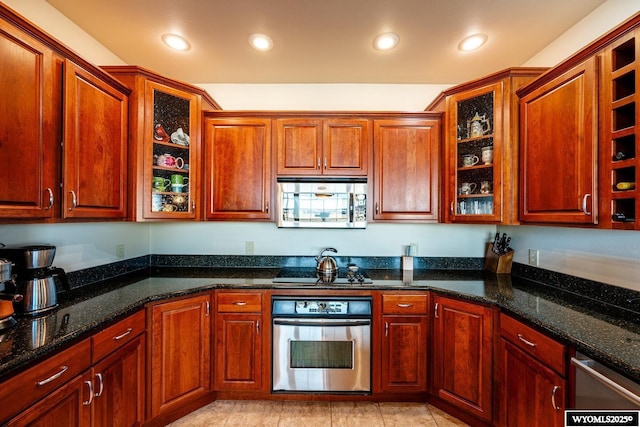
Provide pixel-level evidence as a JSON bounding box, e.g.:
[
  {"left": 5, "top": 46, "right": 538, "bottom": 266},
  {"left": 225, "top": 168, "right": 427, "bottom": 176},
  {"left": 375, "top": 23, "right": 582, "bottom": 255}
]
[
  {"left": 458, "top": 34, "right": 488, "bottom": 52},
  {"left": 249, "top": 33, "right": 273, "bottom": 51},
  {"left": 161, "top": 34, "right": 191, "bottom": 51},
  {"left": 373, "top": 32, "right": 400, "bottom": 51}
]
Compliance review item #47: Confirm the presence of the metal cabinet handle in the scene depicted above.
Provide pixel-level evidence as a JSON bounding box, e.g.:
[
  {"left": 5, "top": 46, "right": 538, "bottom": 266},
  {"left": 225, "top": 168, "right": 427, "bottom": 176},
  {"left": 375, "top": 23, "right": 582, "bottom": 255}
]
[
  {"left": 113, "top": 328, "right": 132, "bottom": 341},
  {"left": 83, "top": 380, "right": 94, "bottom": 406},
  {"left": 69, "top": 190, "right": 77, "bottom": 211},
  {"left": 192, "top": 201, "right": 196, "bottom": 211},
  {"left": 385, "top": 321, "right": 389, "bottom": 337},
  {"left": 256, "top": 320, "right": 260, "bottom": 333},
  {"left": 324, "top": 157, "right": 327, "bottom": 169},
  {"left": 434, "top": 303, "right": 439, "bottom": 319},
  {"left": 233, "top": 301, "right": 248, "bottom": 306},
  {"left": 551, "top": 385, "right": 560, "bottom": 410},
  {"left": 582, "top": 194, "right": 591, "bottom": 215},
  {"left": 265, "top": 201, "right": 269, "bottom": 213},
  {"left": 45, "top": 188, "right": 54, "bottom": 210},
  {"left": 95, "top": 373, "right": 104, "bottom": 397},
  {"left": 517, "top": 333, "right": 537, "bottom": 347},
  {"left": 317, "top": 157, "right": 321, "bottom": 168},
  {"left": 375, "top": 203, "right": 379, "bottom": 214},
  {"left": 36, "top": 365, "right": 69, "bottom": 387},
  {"left": 205, "top": 301, "right": 211, "bottom": 317},
  {"left": 397, "top": 303, "right": 413, "bottom": 308},
  {"left": 450, "top": 202, "right": 454, "bottom": 215}
]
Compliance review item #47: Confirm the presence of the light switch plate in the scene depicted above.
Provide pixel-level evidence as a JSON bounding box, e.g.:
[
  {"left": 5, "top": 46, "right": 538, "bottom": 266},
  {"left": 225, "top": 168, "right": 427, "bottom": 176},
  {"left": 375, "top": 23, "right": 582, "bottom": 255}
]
[{"left": 528, "top": 249, "right": 539, "bottom": 266}]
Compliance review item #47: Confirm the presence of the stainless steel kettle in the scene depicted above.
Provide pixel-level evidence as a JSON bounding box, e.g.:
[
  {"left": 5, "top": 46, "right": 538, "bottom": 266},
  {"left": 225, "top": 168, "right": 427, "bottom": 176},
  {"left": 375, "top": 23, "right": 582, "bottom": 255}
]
[{"left": 315, "top": 247, "right": 338, "bottom": 275}]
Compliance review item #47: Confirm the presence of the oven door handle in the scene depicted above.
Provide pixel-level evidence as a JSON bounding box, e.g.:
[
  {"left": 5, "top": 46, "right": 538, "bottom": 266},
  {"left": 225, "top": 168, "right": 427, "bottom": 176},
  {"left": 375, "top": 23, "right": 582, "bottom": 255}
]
[{"left": 273, "top": 319, "right": 371, "bottom": 327}]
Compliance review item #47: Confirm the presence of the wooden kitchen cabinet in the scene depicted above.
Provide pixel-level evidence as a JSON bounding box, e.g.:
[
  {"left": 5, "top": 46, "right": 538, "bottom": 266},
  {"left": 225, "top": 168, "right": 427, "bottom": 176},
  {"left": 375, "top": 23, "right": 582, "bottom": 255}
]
[
  {"left": 214, "top": 291, "right": 264, "bottom": 391},
  {"left": 91, "top": 310, "right": 146, "bottom": 427},
  {"left": 519, "top": 57, "right": 599, "bottom": 224},
  {"left": 379, "top": 293, "right": 429, "bottom": 393},
  {"left": 431, "top": 295, "right": 494, "bottom": 423},
  {"left": 204, "top": 116, "right": 272, "bottom": 220},
  {"left": 430, "top": 68, "right": 546, "bottom": 224},
  {"left": 102, "top": 66, "right": 220, "bottom": 221},
  {"left": 148, "top": 293, "right": 212, "bottom": 418},
  {"left": 497, "top": 313, "right": 568, "bottom": 427},
  {"left": 372, "top": 117, "right": 440, "bottom": 221},
  {"left": 275, "top": 117, "right": 370, "bottom": 176},
  {"left": 0, "top": 5, "right": 130, "bottom": 222},
  {"left": 62, "top": 60, "right": 128, "bottom": 219},
  {"left": 0, "top": 338, "right": 92, "bottom": 425}
]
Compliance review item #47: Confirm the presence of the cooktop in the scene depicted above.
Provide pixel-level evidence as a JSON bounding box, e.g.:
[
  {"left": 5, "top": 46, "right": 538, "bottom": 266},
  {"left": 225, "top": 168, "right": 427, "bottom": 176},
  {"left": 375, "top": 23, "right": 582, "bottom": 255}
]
[{"left": 273, "top": 268, "right": 372, "bottom": 285}]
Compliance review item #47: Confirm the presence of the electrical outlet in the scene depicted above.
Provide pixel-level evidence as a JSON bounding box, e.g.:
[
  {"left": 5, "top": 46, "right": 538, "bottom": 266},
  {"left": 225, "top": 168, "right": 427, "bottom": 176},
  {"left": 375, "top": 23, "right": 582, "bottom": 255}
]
[
  {"left": 245, "top": 241, "right": 255, "bottom": 255},
  {"left": 528, "top": 249, "right": 539, "bottom": 266},
  {"left": 116, "top": 244, "right": 125, "bottom": 259}
]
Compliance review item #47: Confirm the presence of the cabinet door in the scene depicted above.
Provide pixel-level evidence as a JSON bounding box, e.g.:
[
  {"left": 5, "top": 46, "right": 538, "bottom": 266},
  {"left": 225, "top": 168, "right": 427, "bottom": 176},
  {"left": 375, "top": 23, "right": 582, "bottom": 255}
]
[
  {"left": 63, "top": 59, "right": 128, "bottom": 219},
  {"left": 276, "top": 118, "right": 322, "bottom": 175},
  {"left": 205, "top": 118, "right": 272, "bottom": 220},
  {"left": 92, "top": 334, "right": 146, "bottom": 427},
  {"left": 144, "top": 81, "right": 201, "bottom": 220},
  {"left": 380, "top": 315, "right": 428, "bottom": 392},
  {"left": 446, "top": 82, "right": 504, "bottom": 222},
  {"left": 520, "top": 56, "right": 598, "bottom": 224},
  {"left": 322, "top": 119, "right": 370, "bottom": 176},
  {"left": 149, "top": 294, "right": 211, "bottom": 418},
  {"left": 0, "top": 19, "right": 59, "bottom": 219},
  {"left": 7, "top": 372, "right": 92, "bottom": 427},
  {"left": 497, "top": 339, "right": 565, "bottom": 427},
  {"left": 432, "top": 296, "right": 493, "bottom": 422},
  {"left": 215, "top": 313, "right": 262, "bottom": 390},
  {"left": 373, "top": 119, "right": 440, "bottom": 221}
]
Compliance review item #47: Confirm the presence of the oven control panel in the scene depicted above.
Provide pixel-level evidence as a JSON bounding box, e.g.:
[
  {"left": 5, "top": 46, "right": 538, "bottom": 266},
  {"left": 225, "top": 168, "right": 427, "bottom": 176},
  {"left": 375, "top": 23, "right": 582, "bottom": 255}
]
[{"left": 295, "top": 300, "right": 348, "bottom": 315}]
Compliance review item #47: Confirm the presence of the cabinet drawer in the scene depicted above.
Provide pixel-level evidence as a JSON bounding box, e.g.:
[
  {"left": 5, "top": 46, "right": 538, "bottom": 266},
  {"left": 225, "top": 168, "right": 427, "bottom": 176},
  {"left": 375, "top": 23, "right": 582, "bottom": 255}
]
[
  {"left": 217, "top": 291, "right": 262, "bottom": 313},
  {"left": 382, "top": 294, "right": 428, "bottom": 314},
  {"left": 92, "top": 309, "right": 146, "bottom": 363},
  {"left": 500, "top": 313, "right": 567, "bottom": 375},
  {"left": 0, "top": 338, "right": 91, "bottom": 423}
]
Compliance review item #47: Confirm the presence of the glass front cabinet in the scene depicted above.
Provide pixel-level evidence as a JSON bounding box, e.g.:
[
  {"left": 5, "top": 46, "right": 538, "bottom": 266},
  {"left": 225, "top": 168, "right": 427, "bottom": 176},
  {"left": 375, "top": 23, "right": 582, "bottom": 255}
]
[
  {"left": 439, "top": 68, "right": 546, "bottom": 224},
  {"left": 102, "top": 66, "right": 219, "bottom": 220}
]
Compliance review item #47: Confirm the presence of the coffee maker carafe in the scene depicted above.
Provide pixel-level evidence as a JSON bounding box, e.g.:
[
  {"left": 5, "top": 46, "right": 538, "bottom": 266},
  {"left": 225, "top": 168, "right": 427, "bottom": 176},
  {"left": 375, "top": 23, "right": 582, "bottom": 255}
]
[{"left": 0, "top": 245, "right": 69, "bottom": 316}]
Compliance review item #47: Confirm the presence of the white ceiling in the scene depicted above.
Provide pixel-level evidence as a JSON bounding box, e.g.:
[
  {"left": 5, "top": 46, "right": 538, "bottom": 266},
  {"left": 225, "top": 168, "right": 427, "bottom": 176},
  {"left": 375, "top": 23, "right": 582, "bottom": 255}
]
[{"left": 46, "top": 0, "right": 606, "bottom": 85}]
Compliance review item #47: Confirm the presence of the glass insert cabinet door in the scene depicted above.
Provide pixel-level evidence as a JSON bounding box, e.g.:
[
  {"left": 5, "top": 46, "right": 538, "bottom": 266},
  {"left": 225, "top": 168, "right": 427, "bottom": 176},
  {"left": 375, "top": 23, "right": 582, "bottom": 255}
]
[
  {"left": 146, "top": 83, "right": 198, "bottom": 218},
  {"left": 448, "top": 83, "right": 503, "bottom": 222}
]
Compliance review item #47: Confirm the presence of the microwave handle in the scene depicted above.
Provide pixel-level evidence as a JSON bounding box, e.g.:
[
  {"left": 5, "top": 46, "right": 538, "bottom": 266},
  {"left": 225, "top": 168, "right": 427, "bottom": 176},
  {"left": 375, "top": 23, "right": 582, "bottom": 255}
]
[{"left": 349, "top": 193, "right": 354, "bottom": 223}]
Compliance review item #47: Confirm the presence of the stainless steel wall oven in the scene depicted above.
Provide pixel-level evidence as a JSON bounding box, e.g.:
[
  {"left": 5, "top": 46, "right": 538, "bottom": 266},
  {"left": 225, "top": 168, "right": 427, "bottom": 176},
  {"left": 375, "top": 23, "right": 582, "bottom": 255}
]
[{"left": 271, "top": 296, "right": 372, "bottom": 393}]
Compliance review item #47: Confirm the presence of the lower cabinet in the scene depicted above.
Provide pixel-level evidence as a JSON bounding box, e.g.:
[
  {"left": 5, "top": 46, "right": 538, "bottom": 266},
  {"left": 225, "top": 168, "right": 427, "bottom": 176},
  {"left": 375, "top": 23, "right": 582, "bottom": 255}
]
[
  {"left": 497, "top": 313, "right": 568, "bottom": 427},
  {"left": 214, "top": 291, "right": 264, "bottom": 391},
  {"left": 379, "top": 293, "right": 429, "bottom": 393},
  {"left": 149, "top": 293, "right": 212, "bottom": 418},
  {"left": 431, "top": 295, "right": 494, "bottom": 423}
]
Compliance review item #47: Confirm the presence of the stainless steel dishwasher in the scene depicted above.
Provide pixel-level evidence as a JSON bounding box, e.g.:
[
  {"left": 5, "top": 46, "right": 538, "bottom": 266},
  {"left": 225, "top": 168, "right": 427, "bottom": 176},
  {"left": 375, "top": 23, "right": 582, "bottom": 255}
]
[{"left": 572, "top": 352, "right": 640, "bottom": 409}]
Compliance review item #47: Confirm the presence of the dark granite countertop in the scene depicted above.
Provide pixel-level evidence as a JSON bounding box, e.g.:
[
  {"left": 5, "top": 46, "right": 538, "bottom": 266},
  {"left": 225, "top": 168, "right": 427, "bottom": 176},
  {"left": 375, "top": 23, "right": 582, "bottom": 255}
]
[{"left": 1, "top": 265, "right": 639, "bottom": 385}]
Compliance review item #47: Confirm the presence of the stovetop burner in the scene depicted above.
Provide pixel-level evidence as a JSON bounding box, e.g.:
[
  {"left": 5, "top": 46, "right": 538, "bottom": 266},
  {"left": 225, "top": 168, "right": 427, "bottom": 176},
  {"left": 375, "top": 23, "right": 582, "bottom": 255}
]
[{"left": 273, "top": 268, "right": 372, "bottom": 285}]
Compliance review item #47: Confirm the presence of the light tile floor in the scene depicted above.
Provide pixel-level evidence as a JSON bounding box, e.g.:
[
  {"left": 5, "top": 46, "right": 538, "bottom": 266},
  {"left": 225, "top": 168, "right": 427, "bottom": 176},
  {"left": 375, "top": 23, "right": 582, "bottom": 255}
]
[{"left": 169, "top": 400, "right": 469, "bottom": 426}]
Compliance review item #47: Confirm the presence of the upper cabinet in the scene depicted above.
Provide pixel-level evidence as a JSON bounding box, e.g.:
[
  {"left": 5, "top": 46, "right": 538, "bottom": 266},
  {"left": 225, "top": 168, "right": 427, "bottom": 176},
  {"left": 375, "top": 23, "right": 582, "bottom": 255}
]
[
  {"left": 63, "top": 60, "right": 128, "bottom": 219},
  {"left": 429, "top": 68, "right": 547, "bottom": 224},
  {"left": 600, "top": 29, "right": 640, "bottom": 230},
  {"left": 519, "top": 58, "right": 599, "bottom": 224},
  {"left": 276, "top": 117, "right": 370, "bottom": 176},
  {"left": 102, "top": 66, "right": 220, "bottom": 221},
  {"left": 372, "top": 116, "right": 440, "bottom": 222},
  {"left": 0, "top": 5, "right": 130, "bottom": 222}
]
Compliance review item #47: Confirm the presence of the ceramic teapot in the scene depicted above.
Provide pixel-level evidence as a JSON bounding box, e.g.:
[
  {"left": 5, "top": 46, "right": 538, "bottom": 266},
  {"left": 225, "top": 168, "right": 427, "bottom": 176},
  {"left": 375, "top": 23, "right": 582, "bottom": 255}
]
[{"left": 468, "top": 113, "right": 491, "bottom": 138}]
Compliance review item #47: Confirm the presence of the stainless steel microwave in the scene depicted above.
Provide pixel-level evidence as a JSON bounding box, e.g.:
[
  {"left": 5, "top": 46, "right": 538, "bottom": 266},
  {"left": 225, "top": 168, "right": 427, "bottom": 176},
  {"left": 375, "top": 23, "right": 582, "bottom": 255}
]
[{"left": 276, "top": 178, "right": 367, "bottom": 228}]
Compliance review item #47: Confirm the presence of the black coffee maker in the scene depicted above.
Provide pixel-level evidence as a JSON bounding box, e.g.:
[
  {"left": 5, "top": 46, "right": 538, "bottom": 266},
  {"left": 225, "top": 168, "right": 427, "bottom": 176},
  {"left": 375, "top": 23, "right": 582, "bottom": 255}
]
[{"left": 0, "top": 245, "right": 69, "bottom": 316}]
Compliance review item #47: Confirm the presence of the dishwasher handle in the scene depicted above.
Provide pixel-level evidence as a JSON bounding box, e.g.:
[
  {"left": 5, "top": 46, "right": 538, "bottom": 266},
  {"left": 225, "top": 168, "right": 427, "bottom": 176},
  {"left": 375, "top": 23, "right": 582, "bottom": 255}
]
[{"left": 571, "top": 357, "right": 640, "bottom": 407}]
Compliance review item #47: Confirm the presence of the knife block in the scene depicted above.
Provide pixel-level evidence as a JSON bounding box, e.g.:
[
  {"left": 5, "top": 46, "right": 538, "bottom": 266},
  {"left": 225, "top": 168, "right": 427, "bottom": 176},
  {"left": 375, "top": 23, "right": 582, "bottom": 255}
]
[{"left": 483, "top": 244, "right": 514, "bottom": 274}]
